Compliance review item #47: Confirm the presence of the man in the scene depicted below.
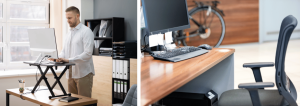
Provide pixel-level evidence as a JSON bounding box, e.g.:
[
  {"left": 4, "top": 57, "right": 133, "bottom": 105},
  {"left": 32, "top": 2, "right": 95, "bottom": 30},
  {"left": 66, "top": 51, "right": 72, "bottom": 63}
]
[{"left": 49, "top": 6, "right": 95, "bottom": 98}]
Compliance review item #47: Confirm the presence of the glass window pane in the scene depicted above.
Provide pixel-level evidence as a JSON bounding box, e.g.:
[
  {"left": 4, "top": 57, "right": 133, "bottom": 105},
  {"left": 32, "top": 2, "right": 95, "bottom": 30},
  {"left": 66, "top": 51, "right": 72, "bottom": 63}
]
[
  {"left": 0, "top": 47, "right": 2, "bottom": 63},
  {"left": 10, "top": 26, "right": 45, "bottom": 42},
  {"left": 10, "top": 4, "right": 46, "bottom": 20},
  {"left": 10, "top": 46, "right": 35, "bottom": 62}
]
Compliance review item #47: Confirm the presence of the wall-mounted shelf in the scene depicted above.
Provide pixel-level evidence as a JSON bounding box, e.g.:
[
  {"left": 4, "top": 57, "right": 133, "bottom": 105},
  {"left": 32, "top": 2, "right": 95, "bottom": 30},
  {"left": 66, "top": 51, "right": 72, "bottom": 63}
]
[{"left": 85, "top": 17, "right": 124, "bottom": 56}]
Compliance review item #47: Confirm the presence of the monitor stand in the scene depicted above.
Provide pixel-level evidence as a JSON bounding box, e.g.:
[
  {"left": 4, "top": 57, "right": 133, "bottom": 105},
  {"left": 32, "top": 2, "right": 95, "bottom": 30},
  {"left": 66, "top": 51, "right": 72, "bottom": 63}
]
[{"left": 34, "top": 53, "right": 45, "bottom": 64}]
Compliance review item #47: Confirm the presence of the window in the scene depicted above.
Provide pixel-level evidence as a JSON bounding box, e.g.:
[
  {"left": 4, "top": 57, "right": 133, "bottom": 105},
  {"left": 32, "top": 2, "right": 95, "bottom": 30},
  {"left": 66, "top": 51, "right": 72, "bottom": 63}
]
[
  {"left": 7, "top": 1, "right": 49, "bottom": 23},
  {"left": 0, "top": 0, "right": 49, "bottom": 70}
]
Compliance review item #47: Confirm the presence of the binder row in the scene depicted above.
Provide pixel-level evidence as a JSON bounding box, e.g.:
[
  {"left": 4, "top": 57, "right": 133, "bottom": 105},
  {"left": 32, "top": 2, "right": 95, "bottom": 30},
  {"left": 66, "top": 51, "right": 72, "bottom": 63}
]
[
  {"left": 113, "top": 60, "right": 129, "bottom": 79},
  {"left": 113, "top": 80, "right": 128, "bottom": 99}
]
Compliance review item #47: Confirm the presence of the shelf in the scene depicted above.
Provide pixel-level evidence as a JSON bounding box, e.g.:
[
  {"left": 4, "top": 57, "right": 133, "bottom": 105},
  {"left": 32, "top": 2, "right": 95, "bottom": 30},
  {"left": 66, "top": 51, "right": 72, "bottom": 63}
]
[
  {"left": 92, "top": 54, "right": 112, "bottom": 57},
  {"left": 112, "top": 57, "right": 129, "bottom": 60},
  {"left": 113, "top": 78, "right": 130, "bottom": 81},
  {"left": 94, "top": 37, "right": 113, "bottom": 40}
]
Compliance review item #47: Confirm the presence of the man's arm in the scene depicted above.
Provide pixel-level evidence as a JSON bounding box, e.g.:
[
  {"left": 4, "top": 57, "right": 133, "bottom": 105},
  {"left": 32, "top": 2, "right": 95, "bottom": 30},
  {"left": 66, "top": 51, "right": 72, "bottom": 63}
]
[{"left": 68, "top": 29, "right": 94, "bottom": 63}]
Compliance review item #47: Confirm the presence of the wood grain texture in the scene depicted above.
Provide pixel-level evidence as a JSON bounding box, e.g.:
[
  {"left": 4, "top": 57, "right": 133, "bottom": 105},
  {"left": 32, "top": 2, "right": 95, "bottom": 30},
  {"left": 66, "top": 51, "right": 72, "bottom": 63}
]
[
  {"left": 141, "top": 48, "right": 235, "bottom": 106},
  {"left": 130, "top": 59, "right": 137, "bottom": 87},
  {"left": 92, "top": 56, "right": 113, "bottom": 106},
  {"left": 186, "top": 0, "right": 259, "bottom": 46},
  {"left": 6, "top": 88, "right": 97, "bottom": 106}
]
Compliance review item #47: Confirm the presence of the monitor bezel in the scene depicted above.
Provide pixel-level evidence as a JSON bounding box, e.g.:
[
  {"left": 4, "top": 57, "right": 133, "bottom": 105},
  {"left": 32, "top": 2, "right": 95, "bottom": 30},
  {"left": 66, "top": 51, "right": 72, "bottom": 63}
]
[{"left": 142, "top": 0, "right": 191, "bottom": 35}]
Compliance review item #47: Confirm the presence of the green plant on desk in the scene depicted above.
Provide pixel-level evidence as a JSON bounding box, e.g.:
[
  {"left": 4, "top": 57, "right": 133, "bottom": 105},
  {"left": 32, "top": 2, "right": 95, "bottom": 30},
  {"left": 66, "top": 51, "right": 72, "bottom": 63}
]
[{"left": 19, "top": 87, "right": 24, "bottom": 93}]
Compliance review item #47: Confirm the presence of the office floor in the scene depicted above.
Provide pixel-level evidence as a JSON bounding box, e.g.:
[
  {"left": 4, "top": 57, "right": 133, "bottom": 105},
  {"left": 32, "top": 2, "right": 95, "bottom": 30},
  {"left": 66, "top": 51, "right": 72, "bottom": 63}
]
[{"left": 220, "top": 39, "right": 300, "bottom": 104}]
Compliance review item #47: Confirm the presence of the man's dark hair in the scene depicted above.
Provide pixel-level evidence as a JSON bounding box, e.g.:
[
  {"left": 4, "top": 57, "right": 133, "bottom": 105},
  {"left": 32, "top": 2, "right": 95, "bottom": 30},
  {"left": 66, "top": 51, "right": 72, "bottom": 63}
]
[{"left": 65, "top": 6, "right": 80, "bottom": 15}]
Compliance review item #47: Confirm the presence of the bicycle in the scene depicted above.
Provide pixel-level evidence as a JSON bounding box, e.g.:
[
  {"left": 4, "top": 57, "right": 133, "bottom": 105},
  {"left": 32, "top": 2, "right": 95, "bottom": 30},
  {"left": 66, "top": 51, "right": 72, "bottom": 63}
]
[{"left": 174, "top": 0, "right": 225, "bottom": 48}]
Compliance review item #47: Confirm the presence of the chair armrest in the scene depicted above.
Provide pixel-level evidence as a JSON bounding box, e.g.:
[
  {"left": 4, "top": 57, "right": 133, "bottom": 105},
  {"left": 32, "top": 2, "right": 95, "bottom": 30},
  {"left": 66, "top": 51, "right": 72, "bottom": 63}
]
[
  {"left": 243, "top": 62, "right": 274, "bottom": 68},
  {"left": 238, "top": 82, "right": 274, "bottom": 89},
  {"left": 239, "top": 82, "right": 274, "bottom": 106}
]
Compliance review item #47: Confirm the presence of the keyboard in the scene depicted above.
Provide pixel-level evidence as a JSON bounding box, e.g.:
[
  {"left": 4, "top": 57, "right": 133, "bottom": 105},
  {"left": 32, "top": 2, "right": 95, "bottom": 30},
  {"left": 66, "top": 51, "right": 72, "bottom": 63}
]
[
  {"left": 48, "top": 61, "right": 64, "bottom": 64},
  {"left": 151, "top": 46, "right": 209, "bottom": 62}
]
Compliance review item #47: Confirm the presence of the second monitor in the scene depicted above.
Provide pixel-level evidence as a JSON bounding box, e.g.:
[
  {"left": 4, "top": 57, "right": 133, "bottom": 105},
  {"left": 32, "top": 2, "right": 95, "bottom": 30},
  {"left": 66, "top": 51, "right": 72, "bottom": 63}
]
[{"left": 142, "top": 0, "right": 190, "bottom": 34}]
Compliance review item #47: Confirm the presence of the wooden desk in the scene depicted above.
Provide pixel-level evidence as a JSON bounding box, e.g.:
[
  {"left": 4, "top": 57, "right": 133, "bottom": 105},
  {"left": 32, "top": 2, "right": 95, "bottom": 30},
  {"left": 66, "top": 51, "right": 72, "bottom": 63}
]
[
  {"left": 141, "top": 48, "right": 235, "bottom": 106},
  {"left": 6, "top": 87, "right": 97, "bottom": 106}
]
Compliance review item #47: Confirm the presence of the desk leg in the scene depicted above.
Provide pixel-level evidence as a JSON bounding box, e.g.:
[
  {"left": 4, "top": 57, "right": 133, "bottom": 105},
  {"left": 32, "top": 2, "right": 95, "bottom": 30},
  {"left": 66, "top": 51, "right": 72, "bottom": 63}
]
[
  {"left": 51, "top": 66, "right": 68, "bottom": 89},
  {"left": 6, "top": 93, "right": 9, "bottom": 106},
  {"left": 50, "top": 66, "right": 68, "bottom": 94}
]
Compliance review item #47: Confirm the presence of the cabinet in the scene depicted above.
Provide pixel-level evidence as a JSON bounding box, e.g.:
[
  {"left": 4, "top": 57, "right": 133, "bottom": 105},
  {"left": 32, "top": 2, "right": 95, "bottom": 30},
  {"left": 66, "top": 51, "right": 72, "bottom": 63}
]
[{"left": 85, "top": 17, "right": 124, "bottom": 56}]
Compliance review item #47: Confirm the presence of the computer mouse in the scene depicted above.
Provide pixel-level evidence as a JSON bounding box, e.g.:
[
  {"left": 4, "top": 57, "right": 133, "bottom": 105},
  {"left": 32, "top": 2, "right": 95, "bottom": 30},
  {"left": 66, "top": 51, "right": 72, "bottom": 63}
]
[{"left": 198, "top": 44, "right": 212, "bottom": 50}]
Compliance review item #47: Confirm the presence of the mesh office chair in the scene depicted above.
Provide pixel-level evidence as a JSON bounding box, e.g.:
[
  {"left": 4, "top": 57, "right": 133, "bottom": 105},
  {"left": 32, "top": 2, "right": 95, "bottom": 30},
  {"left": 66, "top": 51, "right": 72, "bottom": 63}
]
[
  {"left": 218, "top": 15, "right": 298, "bottom": 106},
  {"left": 122, "top": 84, "right": 137, "bottom": 106}
]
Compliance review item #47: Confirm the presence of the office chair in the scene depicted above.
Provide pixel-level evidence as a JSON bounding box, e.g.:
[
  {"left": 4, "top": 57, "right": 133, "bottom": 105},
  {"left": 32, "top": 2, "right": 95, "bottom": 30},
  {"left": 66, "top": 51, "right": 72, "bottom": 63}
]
[
  {"left": 122, "top": 84, "right": 137, "bottom": 106},
  {"left": 218, "top": 15, "right": 298, "bottom": 106}
]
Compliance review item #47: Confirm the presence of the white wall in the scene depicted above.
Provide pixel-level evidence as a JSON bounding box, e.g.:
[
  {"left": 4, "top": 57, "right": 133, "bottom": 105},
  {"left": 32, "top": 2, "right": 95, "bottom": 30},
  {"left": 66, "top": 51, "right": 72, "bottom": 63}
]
[
  {"left": 259, "top": 0, "right": 300, "bottom": 43},
  {"left": 62, "top": 0, "right": 94, "bottom": 38},
  {"left": 0, "top": 74, "right": 67, "bottom": 106}
]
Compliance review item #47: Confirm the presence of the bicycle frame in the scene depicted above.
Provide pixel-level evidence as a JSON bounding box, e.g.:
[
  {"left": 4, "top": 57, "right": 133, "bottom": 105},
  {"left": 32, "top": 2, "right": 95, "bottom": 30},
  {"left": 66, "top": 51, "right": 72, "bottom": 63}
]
[{"left": 176, "top": 1, "right": 225, "bottom": 40}]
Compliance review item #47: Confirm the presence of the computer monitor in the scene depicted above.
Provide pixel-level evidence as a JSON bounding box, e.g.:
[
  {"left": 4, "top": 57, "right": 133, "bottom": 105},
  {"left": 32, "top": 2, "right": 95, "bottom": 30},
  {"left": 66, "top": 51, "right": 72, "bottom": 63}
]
[
  {"left": 142, "top": 0, "right": 190, "bottom": 34},
  {"left": 27, "top": 28, "right": 58, "bottom": 63}
]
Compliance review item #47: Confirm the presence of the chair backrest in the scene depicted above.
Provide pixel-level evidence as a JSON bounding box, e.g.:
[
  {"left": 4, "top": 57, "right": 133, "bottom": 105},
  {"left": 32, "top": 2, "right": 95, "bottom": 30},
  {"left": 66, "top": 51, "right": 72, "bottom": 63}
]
[
  {"left": 122, "top": 84, "right": 137, "bottom": 106},
  {"left": 275, "top": 15, "right": 298, "bottom": 106}
]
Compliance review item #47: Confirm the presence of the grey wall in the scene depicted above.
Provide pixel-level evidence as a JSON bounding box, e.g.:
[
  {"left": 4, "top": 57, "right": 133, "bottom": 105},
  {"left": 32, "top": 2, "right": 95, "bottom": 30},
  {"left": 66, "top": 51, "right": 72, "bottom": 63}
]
[{"left": 94, "top": 0, "right": 137, "bottom": 41}]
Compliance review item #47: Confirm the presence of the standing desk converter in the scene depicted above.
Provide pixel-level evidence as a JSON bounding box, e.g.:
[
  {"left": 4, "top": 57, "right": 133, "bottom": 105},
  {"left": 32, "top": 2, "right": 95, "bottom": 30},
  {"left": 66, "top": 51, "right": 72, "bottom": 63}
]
[
  {"left": 23, "top": 62, "right": 75, "bottom": 99},
  {"left": 141, "top": 48, "right": 235, "bottom": 106}
]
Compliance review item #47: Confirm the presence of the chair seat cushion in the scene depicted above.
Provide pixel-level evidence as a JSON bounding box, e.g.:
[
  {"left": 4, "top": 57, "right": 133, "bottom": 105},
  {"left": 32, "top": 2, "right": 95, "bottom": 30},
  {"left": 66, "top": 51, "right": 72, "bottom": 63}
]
[{"left": 218, "top": 89, "right": 284, "bottom": 106}]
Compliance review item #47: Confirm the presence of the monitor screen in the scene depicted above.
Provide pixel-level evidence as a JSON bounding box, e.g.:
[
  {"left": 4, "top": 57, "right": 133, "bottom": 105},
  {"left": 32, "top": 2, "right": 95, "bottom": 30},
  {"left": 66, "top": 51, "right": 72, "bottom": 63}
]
[
  {"left": 28, "top": 28, "right": 58, "bottom": 59},
  {"left": 142, "top": 0, "right": 190, "bottom": 34}
]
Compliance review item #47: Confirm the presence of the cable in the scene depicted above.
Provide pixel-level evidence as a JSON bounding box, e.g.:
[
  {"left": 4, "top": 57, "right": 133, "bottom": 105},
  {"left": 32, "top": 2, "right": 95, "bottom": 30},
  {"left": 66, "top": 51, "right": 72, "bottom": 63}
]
[
  {"left": 35, "top": 55, "right": 48, "bottom": 92},
  {"left": 35, "top": 66, "right": 40, "bottom": 92}
]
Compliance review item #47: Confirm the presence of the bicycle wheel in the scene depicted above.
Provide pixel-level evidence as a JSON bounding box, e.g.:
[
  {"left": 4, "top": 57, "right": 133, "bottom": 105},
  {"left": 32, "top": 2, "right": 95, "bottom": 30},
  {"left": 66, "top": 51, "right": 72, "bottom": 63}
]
[{"left": 179, "top": 7, "right": 225, "bottom": 48}]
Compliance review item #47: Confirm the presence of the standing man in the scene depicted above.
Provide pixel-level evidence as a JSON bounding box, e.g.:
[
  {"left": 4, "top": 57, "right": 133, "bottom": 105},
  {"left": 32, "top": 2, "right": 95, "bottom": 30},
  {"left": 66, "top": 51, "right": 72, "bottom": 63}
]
[{"left": 50, "top": 6, "right": 95, "bottom": 98}]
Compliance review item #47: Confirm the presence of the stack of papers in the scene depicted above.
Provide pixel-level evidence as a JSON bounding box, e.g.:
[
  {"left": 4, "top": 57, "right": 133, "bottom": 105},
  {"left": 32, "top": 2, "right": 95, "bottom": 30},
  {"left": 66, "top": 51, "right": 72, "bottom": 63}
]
[{"left": 148, "top": 31, "right": 173, "bottom": 47}]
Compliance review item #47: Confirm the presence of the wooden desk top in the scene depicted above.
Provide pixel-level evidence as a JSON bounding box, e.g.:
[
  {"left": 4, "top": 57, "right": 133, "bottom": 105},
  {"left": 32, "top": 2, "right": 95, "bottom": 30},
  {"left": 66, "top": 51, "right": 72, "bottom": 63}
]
[
  {"left": 6, "top": 87, "right": 97, "bottom": 106},
  {"left": 141, "top": 48, "right": 235, "bottom": 106}
]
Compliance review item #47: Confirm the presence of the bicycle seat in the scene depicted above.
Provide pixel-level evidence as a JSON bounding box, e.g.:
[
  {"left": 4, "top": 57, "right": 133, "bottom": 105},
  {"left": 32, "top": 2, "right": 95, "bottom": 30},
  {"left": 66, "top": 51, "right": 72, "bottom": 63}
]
[{"left": 198, "top": 44, "right": 212, "bottom": 50}]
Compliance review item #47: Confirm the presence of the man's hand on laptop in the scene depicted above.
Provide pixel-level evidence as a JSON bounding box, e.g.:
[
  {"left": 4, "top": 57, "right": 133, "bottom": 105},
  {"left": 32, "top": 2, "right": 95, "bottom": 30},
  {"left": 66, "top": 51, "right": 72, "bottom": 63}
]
[
  {"left": 48, "top": 58, "right": 62, "bottom": 62},
  {"left": 58, "top": 58, "right": 69, "bottom": 63}
]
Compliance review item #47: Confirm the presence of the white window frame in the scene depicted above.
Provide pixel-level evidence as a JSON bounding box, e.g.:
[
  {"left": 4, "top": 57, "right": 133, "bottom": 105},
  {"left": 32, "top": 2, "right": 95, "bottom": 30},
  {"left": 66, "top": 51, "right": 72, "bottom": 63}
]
[
  {"left": 0, "top": 0, "right": 50, "bottom": 71},
  {"left": 0, "top": 0, "right": 7, "bottom": 22},
  {"left": 6, "top": 1, "right": 49, "bottom": 23},
  {"left": 0, "top": 23, "right": 6, "bottom": 70}
]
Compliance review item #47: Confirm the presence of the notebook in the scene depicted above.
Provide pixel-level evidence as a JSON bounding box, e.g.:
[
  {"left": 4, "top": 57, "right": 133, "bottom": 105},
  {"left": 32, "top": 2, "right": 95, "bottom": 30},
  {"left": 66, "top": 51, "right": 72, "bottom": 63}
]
[{"left": 59, "top": 97, "right": 79, "bottom": 102}]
